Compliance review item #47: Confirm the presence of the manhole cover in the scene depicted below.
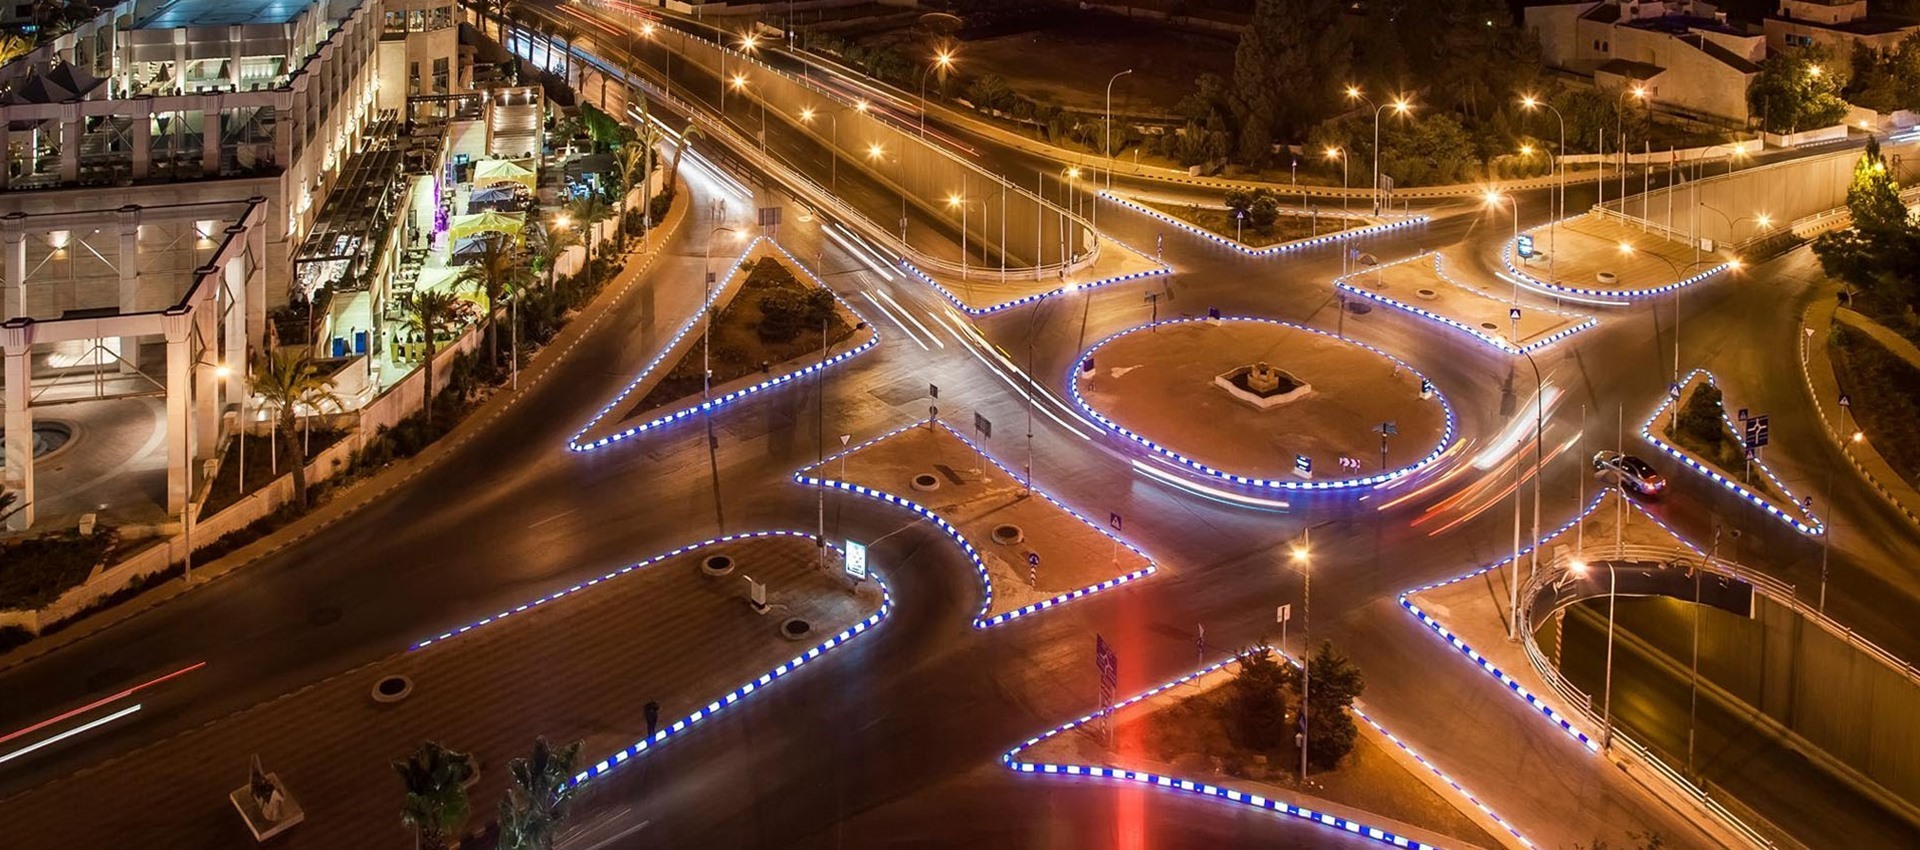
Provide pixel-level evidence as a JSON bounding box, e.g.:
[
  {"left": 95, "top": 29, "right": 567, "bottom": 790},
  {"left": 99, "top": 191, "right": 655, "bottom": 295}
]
[
  {"left": 308, "top": 606, "right": 342, "bottom": 627},
  {"left": 991, "top": 524, "right": 1024, "bottom": 545},
  {"left": 911, "top": 472, "right": 941, "bottom": 492},
  {"left": 701, "top": 554, "right": 736, "bottom": 577},
  {"left": 0, "top": 422, "right": 72, "bottom": 459},
  {"left": 372, "top": 675, "right": 414, "bottom": 703},
  {"left": 1481, "top": 322, "right": 1499, "bottom": 330},
  {"left": 779, "top": 617, "right": 814, "bottom": 640}
]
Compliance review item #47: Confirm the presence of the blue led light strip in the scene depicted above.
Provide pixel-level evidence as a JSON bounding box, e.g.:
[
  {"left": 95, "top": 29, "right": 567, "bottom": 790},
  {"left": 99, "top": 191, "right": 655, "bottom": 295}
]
[
  {"left": 1639, "top": 369, "right": 1823, "bottom": 535},
  {"left": 795, "top": 420, "right": 1157, "bottom": 629},
  {"left": 566, "top": 237, "right": 880, "bottom": 452},
  {"left": 1000, "top": 649, "right": 1534, "bottom": 849},
  {"left": 1099, "top": 190, "right": 1431, "bottom": 257},
  {"left": 1068, "top": 316, "right": 1456, "bottom": 491},
  {"left": 894, "top": 232, "right": 1172, "bottom": 316},
  {"left": 406, "top": 530, "right": 892, "bottom": 789},
  {"left": 1502, "top": 214, "right": 1730, "bottom": 300},
  {"left": 1333, "top": 254, "right": 1597, "bottom": 356}
]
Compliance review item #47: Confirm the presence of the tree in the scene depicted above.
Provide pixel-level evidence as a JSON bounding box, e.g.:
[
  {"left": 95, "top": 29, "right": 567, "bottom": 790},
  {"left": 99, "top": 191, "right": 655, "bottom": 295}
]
[
  {"left": 1747, "top": 46, "right": 1849, "bottom": 134},
  {"left": 251, "top": 351, "right": 336, "bottom": 507},
  {"left": 1224, "top": 649, "right": 1291, "bottom": 750},
  {"left": 1232, "top": 0, "right": 1351, "bottom": 161},
  {"left": 1284, "top": 641, "right": 1366, "bottom": 770},
  {"left": 666, "top": 121, "right": 700, "bottom": 197},
  {"left": 1813, "top": 137, "right": 1920, "bottom": 313},
  {"left": 614, "top": 98, "right": 661, "bottom": 250},
  {"left": 531, "top": 221, "right": 581, "bottom": 289},
  {"left": 395, "top": 742, "right": 476, "bottom": 850},
  {"left": 455, "top": 232, "right": 531, "bottom": 369},
  {"left": 401, "top": 289, "right": 473, "bottom": 430},
  {"left": 1577, "top": 831, "right": 1667, "bottom": 850},
  {"left": 498, "top": 738, "right": 583, "bottom": 850},
  {"left": 565, "top": 193, "right": 614, "bottom": 302}
]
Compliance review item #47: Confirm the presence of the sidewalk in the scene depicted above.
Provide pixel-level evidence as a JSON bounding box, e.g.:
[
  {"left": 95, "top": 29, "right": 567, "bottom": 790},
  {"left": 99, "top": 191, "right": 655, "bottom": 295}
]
[
  {"left": 1509, "top": 215, "right": 1733, "bottom": 299},
  {"left": 903, "top": 230, "right": 1169, "bottom": 315},
  {"left": 802, "top": 420, "right": 1154, "bottom": 627},
  {"left": 0, "top": 533, "right": 883, "bottom": 848},
  {"left": 1798, "top": 298, "right": 1920, "bottom": 528},
  {"left": 1338, "top": 252, "right": 1596, "bottom": 355},
  {"left": 0, "top": 185, "right": 694, "bottom": 673}
]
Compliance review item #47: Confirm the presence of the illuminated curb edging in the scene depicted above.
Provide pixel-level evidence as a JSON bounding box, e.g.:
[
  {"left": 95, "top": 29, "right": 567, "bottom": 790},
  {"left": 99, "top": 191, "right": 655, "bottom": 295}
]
[
  {"left": 1640, "top": 369, "right": 1823, "bottom": 536},
  {"left": 1100, "top": 190, "right": 1430, "bottom": 256},
  {"left": 1069, "top": 316, "right": 1456, "bottom": 491},
  {"left": 1334, "top": 254, "right": 1598, "bottom": 356},
  {"left": 795, "top": 420, "right": 1156, "bottom": 629},
  {"left": 1501, "top": 213, "right": 1730, "bottom": 300},
  {"left": 895, "top": 233, "right": 1171, "bottom": 316},
  {"left": 999, "top": 650, "right": 1534, "bottom": 849},
  {"left": 566, "top": 236, "right": 879, "bottom": 452},
  {"left": 407, "top": 530, "right": 892, "bottom": 789},
  {"left": 1794, "top": 309, "right": 1920, "bottom": 530},
  {"left": 1396, "top": 492, "right": 1609, "bottom": 752}
]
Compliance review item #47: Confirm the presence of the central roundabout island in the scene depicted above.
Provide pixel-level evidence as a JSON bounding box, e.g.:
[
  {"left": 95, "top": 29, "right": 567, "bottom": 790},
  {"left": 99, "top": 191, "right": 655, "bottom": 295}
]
[{"left": 1072, "top": 317, "right": 1454, "bottom": 489}]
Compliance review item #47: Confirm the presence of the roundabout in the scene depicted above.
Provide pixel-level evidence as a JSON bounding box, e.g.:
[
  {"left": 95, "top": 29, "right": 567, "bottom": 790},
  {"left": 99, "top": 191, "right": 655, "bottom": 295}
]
[{"left": 1071, "top": 317, "right": 1454, "bottom": 489}]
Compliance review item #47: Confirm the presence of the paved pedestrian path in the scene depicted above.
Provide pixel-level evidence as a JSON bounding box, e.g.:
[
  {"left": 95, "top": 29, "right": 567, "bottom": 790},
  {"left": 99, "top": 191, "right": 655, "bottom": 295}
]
[
  {"left": 1515, "top": 215, "right": 1732, "bottom": 295},
  {"left": 0, "top": 533, "right": 881, "bottom": 848},
  {"left": 1800, "top": 301, "right": 1920, "bottom": 526}
]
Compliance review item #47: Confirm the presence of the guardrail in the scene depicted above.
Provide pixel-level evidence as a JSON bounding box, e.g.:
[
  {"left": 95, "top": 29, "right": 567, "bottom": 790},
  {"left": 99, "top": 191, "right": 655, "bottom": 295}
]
[{"left": 570, "top": 12, "right": 1096, "bottom": 283}]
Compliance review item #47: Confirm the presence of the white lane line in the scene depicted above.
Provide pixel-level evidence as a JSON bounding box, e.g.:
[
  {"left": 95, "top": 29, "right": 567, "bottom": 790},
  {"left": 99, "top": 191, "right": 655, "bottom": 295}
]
[
  {"left": 928, "top": 312, "right": 1092, "bottom": 441},
  {"left": 528, "top": 508, "right": 581, "bottom": 529},
  {"left": 873, "top": 288, "right": 946, "bottom": 348},
  {"left": 821, "top": 225, "right": 897, "bottom": 282},
  {"left": 0, "top": 704, "right": 143, "bottom": 767},
  {"left": 1132, "top": 459, "right": 1292, "bottom": 511},
  {"left": 862, "top": 293, "right": 931, "bottom": 351}
]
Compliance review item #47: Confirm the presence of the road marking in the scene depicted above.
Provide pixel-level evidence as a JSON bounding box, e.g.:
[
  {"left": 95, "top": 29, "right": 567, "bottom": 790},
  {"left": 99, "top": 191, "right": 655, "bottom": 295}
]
[
  {"left": 0, "top": 704, "right": 142, "bottom": 767},
  {"left": 820, "top": 224, "right": 896, "bottom": 282},
  {"left": 528, "top": 508, "right": 581, "bottom": 530},
  {"left": 1132, "top": 460, "right": 1291, "bottom": 511},
  {"left": 861, "top": 293, "right": 931, "bottom": 351},
  {"left": 930, "top": 312, "right": 1093, "bottom": 441}
]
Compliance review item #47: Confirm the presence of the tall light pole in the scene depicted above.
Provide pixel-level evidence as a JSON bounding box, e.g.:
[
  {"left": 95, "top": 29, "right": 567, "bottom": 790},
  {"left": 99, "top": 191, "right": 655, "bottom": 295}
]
[
  {"left": 798, "top": 100, "right": 865, "bottom": 192},
  {"left": 1485, "top": 190, "right": 1520, "bottom": 305},
  {"left": 1620, "top": 244, "right": 1741, "bottom": 421},
  {"left": 1345, "top": 87, "right": 1410, "bottom": 215},
  {"left": 1326, "top": 146, "right": 1348, "bottom": 275},
  {"left": 918, "top": 49, "right": 954, "bottom": 139},
  {"left": 868, "top": 142, "right": 906, "bottom": 244},
  {"left": 1291, "top": 529, "right": 1312, "bottom": 782},
  {"left": 1570, "top": 558, "right": 1618, "bottom": 751},
  {"left": 1520, "top": 94, "right": 1566, "bottom": 282},
  {"left": 1103, "top": 69, "right": 1133, "bottom": 193},
  {"left": 703, "top": 224, "right": 740, "bottom": 532},
  {"left": 639, "top": 21, "right": 669, "bottom": 101},
  {"left": 946, "top": 191, "right": 971, "bottom": 280}
]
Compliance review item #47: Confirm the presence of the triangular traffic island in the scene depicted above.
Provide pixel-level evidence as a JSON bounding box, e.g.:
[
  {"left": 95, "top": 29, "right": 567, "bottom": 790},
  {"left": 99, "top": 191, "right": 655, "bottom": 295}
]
[
  {"left": 1335, "top": 252, "right": 1597, "bottom": 355},
  {"left": 568, "top": 238, "right": 877, "bottom": 451},
  {"left": 1002, "top": 650, "right": 1526, "bottom": 850},
  {"left": 1641, "top": 370, "right": 1822, "bottom": 535},
  {"left": 797, "top": 420, "right": 1155, "bottom": 628},
  {"left": 1101, "top": 189, "right": 1427, "bottom": 257}
]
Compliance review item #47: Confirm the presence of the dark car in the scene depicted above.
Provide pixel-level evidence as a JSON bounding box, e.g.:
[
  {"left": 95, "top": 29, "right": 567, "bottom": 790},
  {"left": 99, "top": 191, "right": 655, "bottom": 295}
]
[{"left": 1593, "top": 450, "right": 1665, "bottom": 497}]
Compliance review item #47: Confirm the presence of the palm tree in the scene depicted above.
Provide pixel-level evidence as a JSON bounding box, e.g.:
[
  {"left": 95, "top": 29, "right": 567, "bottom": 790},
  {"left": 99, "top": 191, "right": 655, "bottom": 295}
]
[
  {"left": 531, "top": 221, "right": 580, "bottom": 289},
  {"left": 401, "top": 289, "right": 473, "bottom": 430},
  {"left": 613, "top": 125, "right": 655, "bottom": 251},
  {"left": 666, "top": 121, "right": 700, "bottom": 194},
  {"left": 251, "top": 350, "right": 336, "bottom": 507},
  {"left": 497, "top": 738, "right": 582, "bottom": 850},
  {"left": 454, "top": 232, "right": 530, "bottom": 368},
  {"left": 565, "top": 193, "right": 613, "bottom": 298},
  {"left": 395, "top": 742, "right": 475, "bottom": 850}
]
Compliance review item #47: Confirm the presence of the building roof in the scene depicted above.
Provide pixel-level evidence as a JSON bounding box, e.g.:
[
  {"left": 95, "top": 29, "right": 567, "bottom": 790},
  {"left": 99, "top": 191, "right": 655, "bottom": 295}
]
[
  {"left": 1624, "top": 14, "right": 1753, "bottom": 37},
  {"left": 1769, "top": 12, "right": 1920, "bottom": 34},
  {"left": 135, "top": 0, "right": 308, "bottom": 29},
  {"left": 1596, "top": 58, "right": 1667, "bottom": 80},
  {"left": 1582, "top": 3, "right": 1623, "bottom": 24},
  {"left": 1685, "top": 33, "right": 1762, "bottom": 72}
]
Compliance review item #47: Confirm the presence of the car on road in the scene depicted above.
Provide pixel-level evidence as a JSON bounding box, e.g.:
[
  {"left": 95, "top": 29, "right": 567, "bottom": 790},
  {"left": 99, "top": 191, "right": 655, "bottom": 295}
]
[{"left": 1593, "top": 450, "right": 1665, "bottom": 497}]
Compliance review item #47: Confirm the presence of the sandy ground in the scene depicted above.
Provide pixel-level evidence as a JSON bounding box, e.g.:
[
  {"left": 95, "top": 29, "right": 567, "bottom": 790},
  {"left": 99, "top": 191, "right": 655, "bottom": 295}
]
[
  {"left": 1519, "top": 216, "right": 1732, "bottom": 292},
  {"left": 1349, "top": 253, "right": 1591, "bottom": 349}
]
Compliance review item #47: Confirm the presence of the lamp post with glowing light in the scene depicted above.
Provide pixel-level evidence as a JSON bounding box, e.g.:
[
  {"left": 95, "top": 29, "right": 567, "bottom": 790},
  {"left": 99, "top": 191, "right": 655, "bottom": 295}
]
[
  {"left": 798, "top": 100, "right": 866, "bottom": 192},
  {"left": 1291, "top": 528, "right": 1312, "bottom": 782},
  {"left": 1519, "top": 94, "right": 1567, "bottom": 281},
  {"left": 919, "top": 49, "right": 954, "bottom": 138},
  {"left": 1569, "top": 558, "right": 1619, "bottom": 750},
  {"left": 1484, "top": 190, "right": 1521, "bottom": 305},
  {"left": 1619, "top": 243, "right": 1739, "bottom": 420},
  {"left": 867, "top": 142, "right": 906, "bottom": 243},
  {"left": 946, "top": 191, "right": 972, "bottom": 279},
  {"left": 1103, "top": 69, "right": 1132, "bottom": 192},
  {"left": 1326, "top": 146, "right": 1349, "bottom": 274},
  {"left": 638, "top": 21, "right": 670, "bottom": 100},
  {"left": 1345, "top": 87, "right": 1410, "bottom": 215},
  {"left": 703, "top": 225, "right": 741, "bottom": 530}
]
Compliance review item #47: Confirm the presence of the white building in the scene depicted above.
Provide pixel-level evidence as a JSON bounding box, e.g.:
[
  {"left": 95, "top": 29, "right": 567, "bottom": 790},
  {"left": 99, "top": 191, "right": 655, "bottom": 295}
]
[
  {"left": 1526, "top": 0, "right": 1765, "bottom": 124},
  {"left": 0, "top": 0, "right": 466, "bottom": 532}
]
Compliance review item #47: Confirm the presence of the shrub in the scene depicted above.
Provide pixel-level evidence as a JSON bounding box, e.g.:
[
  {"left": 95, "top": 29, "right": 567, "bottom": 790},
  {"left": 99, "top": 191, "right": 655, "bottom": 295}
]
[{"left": 1224, "top": 650, "right": 1291, "bottom": 751}]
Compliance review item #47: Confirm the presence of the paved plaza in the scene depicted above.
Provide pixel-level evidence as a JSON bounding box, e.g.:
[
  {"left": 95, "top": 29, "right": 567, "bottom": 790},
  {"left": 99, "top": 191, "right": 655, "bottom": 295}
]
[
  {"left": 1513, "top": 215, "right": 1734, "bottom": 295},
  {"left": 1075, "top": 319, "right": 1448, "bottom": 480},
  {"left": 810, "top": 421, "right": 1153, "bottom": 621},
  {"left": 1344, "top": 253, "right": 1594, "bottom": 352},
  {"left": 0, "top": 534, "right": 881, "bottom": 848}
]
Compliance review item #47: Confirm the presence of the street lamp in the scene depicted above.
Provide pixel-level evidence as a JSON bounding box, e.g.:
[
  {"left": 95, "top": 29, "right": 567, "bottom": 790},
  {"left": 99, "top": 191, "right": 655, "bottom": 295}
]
[
  {"left": 1520, "top": 94, "right": 1567, "bottom": 282},
  {"left": 1326, "top": 146, "right": 1349, "bottom": 275},
  {"left": 1345, "top": 86, "right": 1411, "bottom": 215},
  {"left": 1290, "top": 528, "right": 1312, "bottom": 782},
  {"left": 702, "top": 225, "right": 741, "bottom": 530},
  {"left": 867, "top": 142, "right": 906, "bottom": 243},
  {"left": 1103, "top": 69, "right": 1133, "bottom": 192},
  {"left": 919, "top": 49, "right": 955, "bottom": 138},
  {"left": 946, "top": 192, "right": 971, "bottom": 279},
  {"left": 1484, "top": 190, "right": 1520, "bottom": 304},
  {"left": 1569, "top": 558, "right": 1619, "bottom": 750},
  {"left": 1619, "top": 243, "right": 1740, "bottom": 414},
  {"left": 637, "top": 21, "right": 671, "bottom": 100}
]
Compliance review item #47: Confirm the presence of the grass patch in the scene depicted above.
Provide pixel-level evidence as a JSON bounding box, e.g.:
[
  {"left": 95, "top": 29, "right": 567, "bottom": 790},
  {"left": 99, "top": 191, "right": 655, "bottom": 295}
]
[
  {"left": 1139, "top": 200, "right": 1361, "bottom": 248},
  {"left": 1119, "top": 682, "right": 1497, "bottom": 847},
  {"left": 0, "top": 533, "right": 115, "bottom": 611},
  {"left": 1831, "top": 324, "right": 1920, "bottom": 487},
  {"left": 1662, "top": 382, "right": 1791, "bottom": 505},
  {"left": 628, "top": 256, "right": 855, "bottom": 416},
  {"left": 200, "top": 429, "right": 349, "bottom": 517}
]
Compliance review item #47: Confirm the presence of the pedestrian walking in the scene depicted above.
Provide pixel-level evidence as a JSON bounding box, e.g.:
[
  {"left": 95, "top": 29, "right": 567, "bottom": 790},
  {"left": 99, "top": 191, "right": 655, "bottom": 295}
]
[{"left": 644, "top": 701, "right": 661, "bottom": 736}]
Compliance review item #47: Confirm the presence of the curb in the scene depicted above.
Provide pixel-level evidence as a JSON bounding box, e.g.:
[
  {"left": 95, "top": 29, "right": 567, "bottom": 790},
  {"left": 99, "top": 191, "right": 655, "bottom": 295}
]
[{"left": 1795, "top": 300, "right": 1920, "bottom": 530}]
